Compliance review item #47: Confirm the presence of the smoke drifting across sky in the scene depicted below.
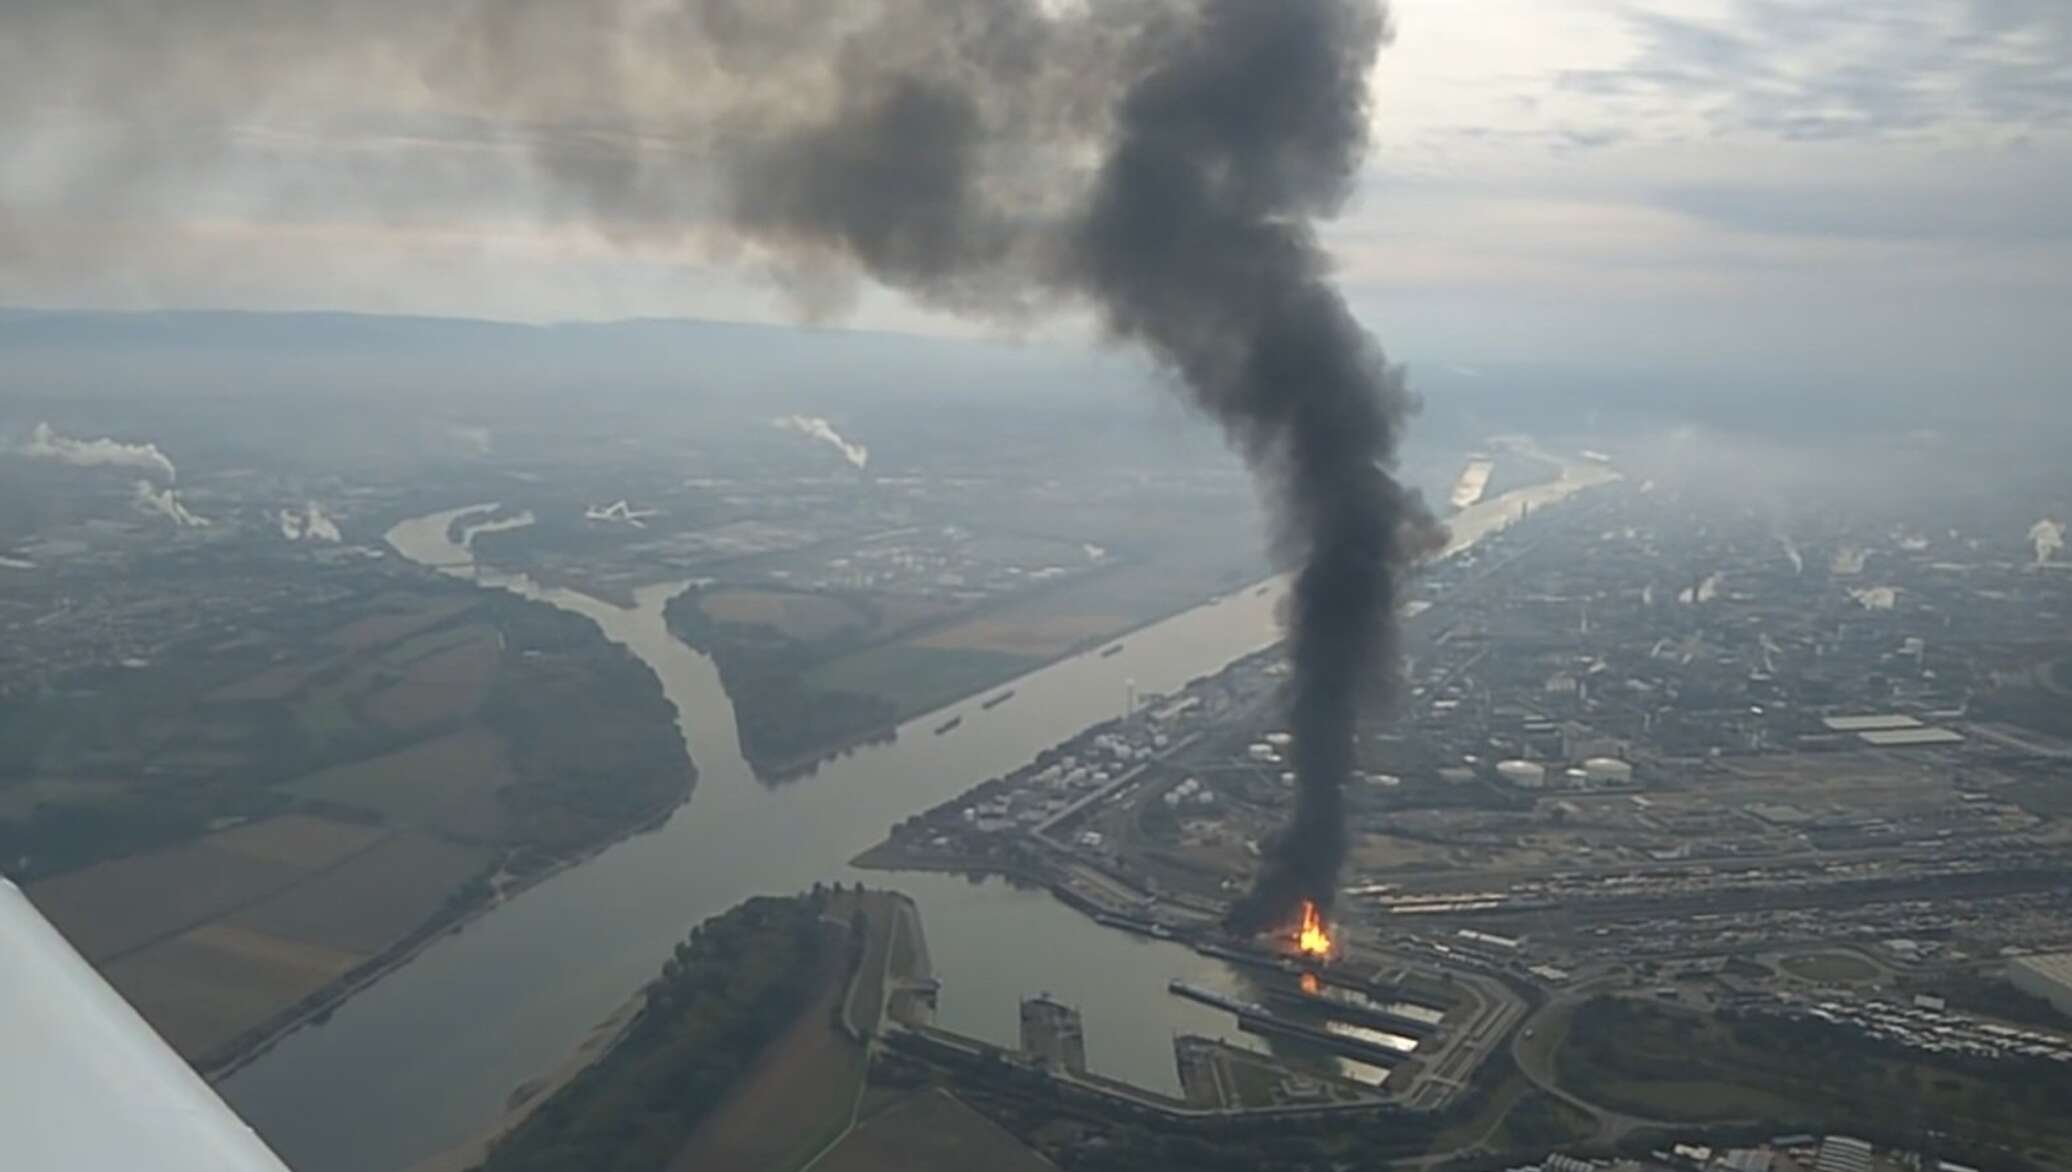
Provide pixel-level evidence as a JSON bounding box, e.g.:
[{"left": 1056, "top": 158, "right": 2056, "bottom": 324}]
[
  {"left": 774, "top": 415, "right": 870, "bottom": 471},
  {"left": 4, "top": 0, "right": 1438, "bottom": 925},
  {"left": 7, "top": 2, "right": 2072, "bottom": 417},
  {"left": 24, "top": 422, "right": 178, "bottom": 482}
]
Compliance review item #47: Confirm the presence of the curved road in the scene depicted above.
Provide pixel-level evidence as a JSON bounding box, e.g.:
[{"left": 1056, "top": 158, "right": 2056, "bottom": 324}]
[
  {"left": 1406, "top": 978, "right": 1753, "bottom": 1167},
  {"left": 1507, "top": 985, "right": 1755, "bottom": 1150}
]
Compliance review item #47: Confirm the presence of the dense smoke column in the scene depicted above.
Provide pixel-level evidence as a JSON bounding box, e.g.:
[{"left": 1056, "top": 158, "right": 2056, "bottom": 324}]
[
  {"left": 1, "top": 0, "right": 1438, "bottom": 928},
  {"left": 703, "top": 0, "right": 1438, "bottom": 929},
  {"left": 1070, "top": 0, "right": 1435, "bottom": 931}
]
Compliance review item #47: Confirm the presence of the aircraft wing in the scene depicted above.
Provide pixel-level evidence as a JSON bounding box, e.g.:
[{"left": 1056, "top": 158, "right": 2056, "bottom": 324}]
[{"left": 1, "top": 878, "right": 291, "bottom": 1171}]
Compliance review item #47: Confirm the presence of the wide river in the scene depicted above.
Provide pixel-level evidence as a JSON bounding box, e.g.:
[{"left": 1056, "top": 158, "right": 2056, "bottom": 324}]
[{"left": 220, "top": 464, "right": 1610, "bottom": 1172}]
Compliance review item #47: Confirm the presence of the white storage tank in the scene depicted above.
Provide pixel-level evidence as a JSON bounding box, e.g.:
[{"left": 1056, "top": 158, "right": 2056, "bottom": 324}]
[
  {"left": 1584, "top": 756, "right": 1634, "bottom": 785},
  {"left": 1496, "top": 759, "right": 1547, "bottom": 789}
]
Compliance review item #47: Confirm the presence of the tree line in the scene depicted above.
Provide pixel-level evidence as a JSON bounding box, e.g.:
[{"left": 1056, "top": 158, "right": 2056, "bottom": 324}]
[{"left": 478, "top": 893, "right": 829, "bottom": 1172}]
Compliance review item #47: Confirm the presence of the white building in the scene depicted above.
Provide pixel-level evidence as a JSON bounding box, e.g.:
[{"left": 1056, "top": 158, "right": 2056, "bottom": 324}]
[
  {"left": 2009, "top": 952, "right": 2072, "bottom": 1016},
  {"left": 1814, "top": 1136, "right": 1874, "bottom": 1172}
]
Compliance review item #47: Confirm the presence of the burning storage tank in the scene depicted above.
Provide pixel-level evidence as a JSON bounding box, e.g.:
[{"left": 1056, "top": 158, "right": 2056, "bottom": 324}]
[{"left": 1294, "top": 900, "right": 1334, "bottom": 961}]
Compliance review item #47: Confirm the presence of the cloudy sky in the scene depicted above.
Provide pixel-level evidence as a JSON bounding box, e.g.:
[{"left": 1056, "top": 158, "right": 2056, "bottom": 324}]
[{"left": 2, "top": 0, "right": 2067, "bottom": 407}]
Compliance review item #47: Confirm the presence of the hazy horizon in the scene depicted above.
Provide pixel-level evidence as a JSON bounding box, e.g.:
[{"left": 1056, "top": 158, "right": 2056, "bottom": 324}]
[{"left": 4, "top": 0, "right": 2069, "bottom": 418}]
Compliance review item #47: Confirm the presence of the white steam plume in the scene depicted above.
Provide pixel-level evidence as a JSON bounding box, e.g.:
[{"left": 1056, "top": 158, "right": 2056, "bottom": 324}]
[
  {"left": 2032, "top": 518, "right": 2066, "bottom": 565},
  {"left": 279, "top": 502, "right": 341, "bottom": 542},
  {"left": 449, "top": 426, "right": 493, "bottom": 457},
  {"left": 585, "top": 500, "right": 659, "bottom": 527},
  {"left": 774, "top": 415, "right": 869, "bottom": 470},
  {"left": 1775, "top": 534, "right": 1804, "bottom": 575},
  {"left": 132, "top": 481, "right": 210, "bottom": 528},
  {"left": 25, "top": 422, "right": 177, "bottom": 482}
]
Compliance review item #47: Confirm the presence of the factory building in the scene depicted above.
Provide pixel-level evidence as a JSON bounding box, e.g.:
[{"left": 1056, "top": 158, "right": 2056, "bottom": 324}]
[
  {"left": 1814, "top": 1135, "right": 1874, "bottom": 1172},
  {"left": 2009, "top": 952, "right": 2072, "bottom": 1017},
  {"left": 1020, "top": 994, "right": 1088, "bottom": 1074}
]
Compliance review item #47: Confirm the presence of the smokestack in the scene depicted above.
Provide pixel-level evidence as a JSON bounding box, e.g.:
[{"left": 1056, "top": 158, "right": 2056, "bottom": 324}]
[{"left": 8, "top": 0, "right": 1439, "bottom": 926}]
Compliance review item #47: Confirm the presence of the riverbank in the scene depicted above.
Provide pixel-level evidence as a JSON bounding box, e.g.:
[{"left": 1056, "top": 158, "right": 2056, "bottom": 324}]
[
  {"left": 220, "top": 454, "right": 1619, "bottom": 1172},
  {"left": 201, "top": 798, "right": 681, "bottom": 1083},
  {"left": 470, "top": 893, "right": 843, "bottom": 1172},
  {"left": 851, "top": 840, "right": 1052, "bottom": 887},
  {"left": 400, "top": 989, "right": 648, "bottom": 1172},
  {"left": 675, "top": 567, "right": 1273, "bottom": 783},
  {"left": 744, "top": 592, "right": 1243, "bottom": 783}
]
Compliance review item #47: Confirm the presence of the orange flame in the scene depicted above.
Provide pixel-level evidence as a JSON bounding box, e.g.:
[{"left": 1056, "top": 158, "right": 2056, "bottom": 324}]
[
  {"left": 1295, "top": 900, "right": 1333, "bottom": 959},
  {"left": 1300, "top": 971, "right": 1321, "bottom": 996}
]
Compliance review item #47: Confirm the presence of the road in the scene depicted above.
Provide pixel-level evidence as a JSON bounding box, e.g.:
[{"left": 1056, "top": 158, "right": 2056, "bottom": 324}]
[
  {"left": 1967, "top": 721, "right": 2072, "bottom": 759},
  {"left": 1399, "top": 977, "right": 1755, "bottom": 1168},
  {"left": 1506, "top": 984, "right": 1753, "bottom": 1150},
  {"left": 797, "top": 894, "right": 907, "bottom": 1172}
]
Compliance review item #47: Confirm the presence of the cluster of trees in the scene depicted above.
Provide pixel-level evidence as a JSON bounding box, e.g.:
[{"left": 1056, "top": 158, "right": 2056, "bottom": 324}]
[
  {"left": 481, "top": 595, "right": 692, "bottom": 861},
  {"left": 0, "top": 630, "right": 336, "bottom": 879},
  {"left": 889, "top": 1032, "right": 1442, "bottom": 1172},
  {"left": 480, "top": 894, "right": 828, "bottom": 1172},
  {"left": 721, "top": 673, "right": 898, "bottom": 771},
  {"left": 1978, "top": 674, "right": 2072, "bottom": 739},
  {"left": 662, "top": 587, "right": 897, "bottom": 769},
  {"left": 0, "top": 559, "right": 700, "bottom": 884},
  {"left": 1042, "top": 1109, "right": 1443, "bottom": 1172},
  {"left": 1497, "top": 1090, "right": 1595, "bottom": 1151},
  {"left": 0, "top": 795, "right": 220, "bottom": 880},
  {"left": 1560, "top": 995, "right": 2072, "bottom": 1171},
  {"left": 0, "top": 681, "right": 301, "bottom": 879},
  {"left": 1910, "top": 970, "right": 2071, "bottom": 1032}
]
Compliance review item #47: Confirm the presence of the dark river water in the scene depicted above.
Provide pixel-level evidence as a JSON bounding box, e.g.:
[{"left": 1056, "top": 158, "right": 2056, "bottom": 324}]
[{"left": 220, "top": 463, "right": 1608, "bottom": 1172}]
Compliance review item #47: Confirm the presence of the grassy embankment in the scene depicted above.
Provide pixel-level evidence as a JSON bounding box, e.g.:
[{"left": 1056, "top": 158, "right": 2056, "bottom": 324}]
[
  {"left": 480, "top": 893, "right": 841, "bottom": 1172},
  {"left": 481, "top": 887, "right": 915, "bottom": 1172}
]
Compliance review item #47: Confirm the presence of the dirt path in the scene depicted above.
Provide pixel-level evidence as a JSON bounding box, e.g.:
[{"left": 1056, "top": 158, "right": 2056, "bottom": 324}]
[{"left": 668, "top": 919, "right": 865, "bottom": 1172}]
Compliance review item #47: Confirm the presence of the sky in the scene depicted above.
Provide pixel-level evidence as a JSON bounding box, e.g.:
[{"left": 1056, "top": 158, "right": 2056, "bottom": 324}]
[{"left": 2, "top": 0, "right": 2067, "bottom": 408}]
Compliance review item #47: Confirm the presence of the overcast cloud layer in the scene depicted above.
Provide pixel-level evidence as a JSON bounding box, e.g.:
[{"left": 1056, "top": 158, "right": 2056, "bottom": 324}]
[{"left": 2, "top": 0, "right": 2067, "bottom": 412}]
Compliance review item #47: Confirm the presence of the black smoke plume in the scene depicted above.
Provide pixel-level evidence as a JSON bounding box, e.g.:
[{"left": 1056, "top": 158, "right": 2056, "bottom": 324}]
[
  {"left": 1068, "top": 2, "right": 1439, "bottom": 931},
  {"left": 3, "top": 0, "right": 1441, "bottom": 926}
]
